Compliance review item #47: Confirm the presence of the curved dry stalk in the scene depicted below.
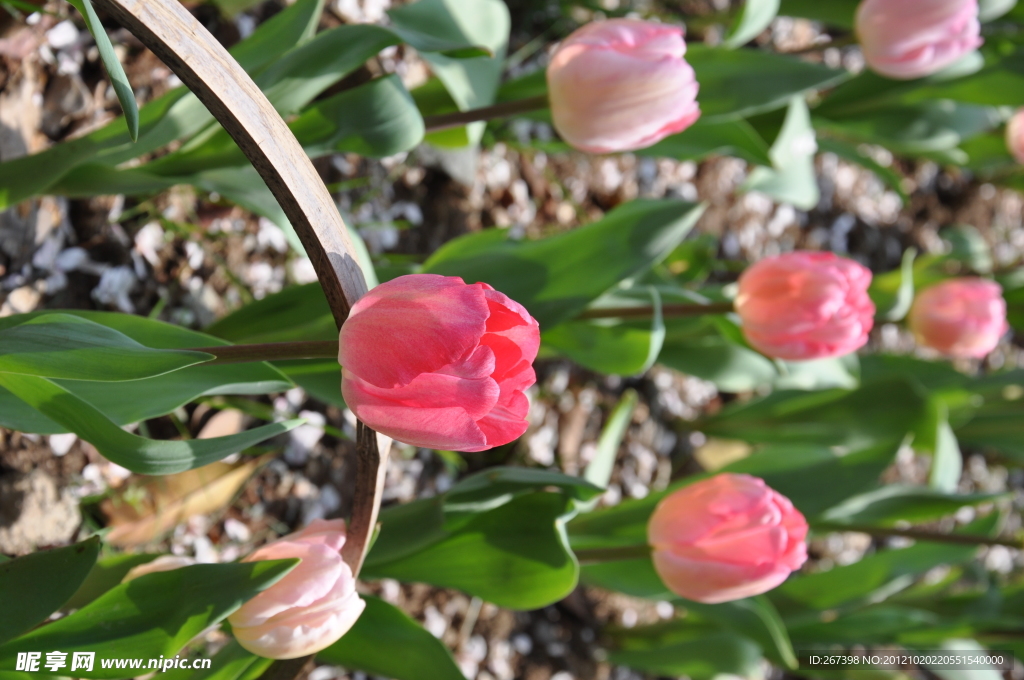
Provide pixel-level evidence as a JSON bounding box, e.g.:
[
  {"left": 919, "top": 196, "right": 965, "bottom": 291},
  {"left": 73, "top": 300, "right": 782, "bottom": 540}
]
[{"left": 90, "top": 0, "right": 391, "bottom": 583}]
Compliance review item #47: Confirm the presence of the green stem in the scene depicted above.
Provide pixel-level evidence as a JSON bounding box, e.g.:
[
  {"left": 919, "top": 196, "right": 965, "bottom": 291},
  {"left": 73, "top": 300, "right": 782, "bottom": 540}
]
[
  {"left": 192, "top": 340, "right": 338, "bottom": 364},
  {"left": 193, "top": 302, "right": 734, "bottom": 364},
  {"left": 422, "top": 95, "right": 549, "bottom": 132},
  {"left": 811, "top": 522, "right": 1024, "bottom": 550},
  {"left": 579, "top": 301, "right": 734, "bottom": 320}
]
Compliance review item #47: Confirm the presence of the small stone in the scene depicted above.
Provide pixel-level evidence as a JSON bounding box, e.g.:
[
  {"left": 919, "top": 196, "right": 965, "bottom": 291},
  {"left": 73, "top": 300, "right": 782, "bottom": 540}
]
[{"left": 0, "top": 470, "right": 80, "bottom": 555}]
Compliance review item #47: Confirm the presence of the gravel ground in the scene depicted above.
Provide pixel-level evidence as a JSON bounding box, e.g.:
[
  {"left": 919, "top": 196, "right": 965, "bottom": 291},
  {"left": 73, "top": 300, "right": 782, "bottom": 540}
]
[{"left": 1, "top": 1, "right": 1023, "bottom": 679}]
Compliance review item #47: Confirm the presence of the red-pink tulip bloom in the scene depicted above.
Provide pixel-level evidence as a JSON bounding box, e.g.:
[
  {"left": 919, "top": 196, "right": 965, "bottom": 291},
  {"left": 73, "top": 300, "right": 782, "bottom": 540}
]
[
  {"left": 229, "top": 520, "right": 364, "bottom": 659},
  {"left": 546, "top": 19, "right": 700, "bottom": 153},
  {"left": 1006, "top": 109, "right": 1024, "bottom": 163},
  {"left": 735, "top": 252, "right": 876, "bottom": 361},
  {"left": 648, "top": 473, "right": 808, "bottom": 604},
  {"left": 908, "top": 278, "right": 1008, "bottom": 358},
  {"left": 339, "top": 274, "right": 540, "bottom": 452},
  {"left": 856, "top": 0, "right": 982, "bottom": 80}
]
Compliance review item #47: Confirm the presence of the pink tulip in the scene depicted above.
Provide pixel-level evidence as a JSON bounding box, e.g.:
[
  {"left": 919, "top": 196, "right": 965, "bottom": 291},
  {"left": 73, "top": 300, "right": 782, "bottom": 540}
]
[
  {"left": 648, "top": 473, "right": 808, "bottom": 604},
  {"left": 908, "top": 278, "right": 1008, "bottom": 358},
  {"left": 856, "top": 0, "right": 982, "bottom": 80},
  {"left": 339, "top": 274, "right": 540, "bottom": 452},
  {"left": 1006, "top": 109, "right": 1024, "bottom": 163},
  {"left": 546, "top": 19, "right": 700, "bottom": 153},
  {"left": 735, "top": 251, "right": 876, "bottom": 361},
  {"left": 121, "top": 555, "right": 196, "bottom": 582},
  {"left": 229, "top": 519, "right": 364, "bottom": 659}
]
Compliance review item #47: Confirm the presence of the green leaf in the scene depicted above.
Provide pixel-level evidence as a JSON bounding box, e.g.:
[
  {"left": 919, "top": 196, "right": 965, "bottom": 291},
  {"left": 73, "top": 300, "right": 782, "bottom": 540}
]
[
  {"left": 424, "top": 199, "right": 705, "bottom": 328},
  {"left": 0, "top": 537, "right": 101, "bottom": 646},
  {"left": 816, "top": 101, "right": 1005, "bottom": 156},
  {"left": 542, "top": 288, "right": 665, "bottom": 376},
  {"left": 641, "top": 118, "right": 774, "bottom": 166},
  {"left": 0, "top": 311, "right": 292, "bottom": 434},
  {"left": 778, "top": 0, "right": 857, "bottom": 26},
  {"left": 0, "top": 314, "right": 210, "bottom": 381},
  {"left": 67, "top": 0, "right": 138, "bottom": 141},
  {"left": 0, "top": 373, "right": 302, "bottom": 474},
  {"left": 159, "top": 640, "right": 266, "bottom": 680},
  {"left": 724, "top": 440, "right": 900, "bottom": 518},
  {"left": 744, "top": 96, "right": 820, "bottom": 209},
  {"left": 725, "top": 0, "right": 781, "bottom": 48},
  {"left": 773, "top": 536, "right": 986, "bottom": 611},
  {"left": 919, "top": 400, "right": 964, "bottom": 493},
  {"left": 702, "top": 377, "right": 930, "bottom": 448},
  {"left": 942, "top": 224, "right": 994, "bottom": 275},
  {"left": 317, "top": 596, "right": 463, "bottom": 680},
  {"left": 64, "top": 554, "right": 162, "bottom": 611},
  {"left": 609, "top": 628, "right": 763, "bottom": 679},
  {"left": 0, "top": 561, "right": 297, "bottom": 679},
  {"left": 391, "top": 0, "right": 509, "bottom": 145},
  {"left": 274, "top": 360, "right": 343, "bottom": 408},
  {"left": 580, "top": 557, "right": 674, "bottom": 600},
  {"left": 870, "top": 247, "right": 918, "bottom": 322},
  {"left": 820, "top": 485, "right": 1004, "bottom": 526},
  {"left": 979, "top": 0, "right": 1018, "bottom": 20},
  {"left": 659, "top": 323, "right": 779, "bottom": 393},
  {"left": 363, "top": 492, "right": 579, "bottom": 610},
  {"left": 445, "top": 466, "right": 604, "bottom": 509},
  {"left": 685, "top": 596, "right": 798, "bottom": 670},
  {"left": 207, "top": 284, "right": 334, "bottom": 344},
  {"left": 148, "top": 76, "right": 423, "bottom": 178},
  {"left": 579, "top": 390, "right": 637, "bottom": 512},
  {"left": 691, "top": 45, "right": 846, "bottom": 121}
]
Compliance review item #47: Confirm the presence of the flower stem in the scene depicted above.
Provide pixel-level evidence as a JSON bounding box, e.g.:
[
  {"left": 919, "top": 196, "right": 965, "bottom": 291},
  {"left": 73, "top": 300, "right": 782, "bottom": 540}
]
[
  {"left": 192, "top": 340, "right": 338, "bottom": 364},
  {"left": 811, "top": 522, "right": 1024, "bottom": 549},
  {"left": 422, "top": 95, "right": 549, "bottom": 132},
  {"left": 578, "top": 301, "right": 734, "bottom": 320}
]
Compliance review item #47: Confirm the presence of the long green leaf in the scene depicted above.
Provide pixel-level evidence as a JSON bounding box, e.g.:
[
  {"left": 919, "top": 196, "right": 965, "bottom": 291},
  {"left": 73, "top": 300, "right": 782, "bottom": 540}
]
[
  {"left": 0, "top": 561, "right": 297, "bottom": 679},
  {"left": 0, "top": 314, "right": 210, "bottom": 381},
  {"left": 0, "top": 537, "right": 101, "bottom": 646},
  {"left": 0, "top": 373, "right": 301, "bottom": 474},
  {"left": 318, "top": 596, "right": 463, "bottom": 680},
  {"left": 67, "top": 0, "right": 138, "bottom": 141}
]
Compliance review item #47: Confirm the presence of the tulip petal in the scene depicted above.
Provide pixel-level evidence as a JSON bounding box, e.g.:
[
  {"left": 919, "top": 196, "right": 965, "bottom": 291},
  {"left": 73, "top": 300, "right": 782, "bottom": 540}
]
[{"left": 339, "top": 274, "right": 488, "bottom": 388}]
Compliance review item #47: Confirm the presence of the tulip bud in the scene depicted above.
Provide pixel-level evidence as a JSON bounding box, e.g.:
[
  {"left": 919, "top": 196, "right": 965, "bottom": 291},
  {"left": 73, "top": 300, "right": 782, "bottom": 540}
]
[
  {"left": 339, "top": 274, "right": 540, "bottom": 452},
  {"left": 648, "top": 474, "right": 808, "bottom": 604},
  {"left": 229, "top": 519, "right": 364, "bottom": 659},
  {"left": 546, "top": 19, "right": 700, "bottom": 153},
  {"left": 735, "top": 252, "right": 876, "bottom": 361},
  {"left": 1006, "top": 109, "right": 1024, "bottom": 164},
  {"left": 855, "top": 0, "right": 982, "bottom": 80},
  {"left": 121, "top": 555, "right": 197, "bottom": 582},
  {"left": 908, "top": 278, "right": 1008, "bottom": 358}
]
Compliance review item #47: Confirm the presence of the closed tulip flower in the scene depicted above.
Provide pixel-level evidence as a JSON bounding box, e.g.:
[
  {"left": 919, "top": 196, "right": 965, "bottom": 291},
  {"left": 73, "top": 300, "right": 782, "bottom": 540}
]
[
  {"left": 546, "top": 19, "right": 700, "bottom": 153},
  {"left": 339, "top": 274, "right": 540, "bottom": 452},
  {"left": 856, "top": 0, "right": 982, "bottom": 80},
  {"left": 648, "top": 474, "right": 808, "bottom": 604},
  {"left": 735, "top": 252, "right": 876, "bottom": 361},
  {"left": 908, "top": 278, "right": 1008, "bottom": 358},
  {"left": 229, "top": 520, "right": 364, "bottom": 659},
  {"left": 1006, "top": 109, "right": 1024, "bottom": 164}
]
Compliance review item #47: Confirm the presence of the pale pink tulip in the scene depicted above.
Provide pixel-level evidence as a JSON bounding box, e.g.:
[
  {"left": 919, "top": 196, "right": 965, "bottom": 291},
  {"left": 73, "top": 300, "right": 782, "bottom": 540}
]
[
  {"left": 648, "top": 473, "right": 808, "bottom": 604},
  {"left": 735, "top": 251, "right": 876, "bottom": 361},
  {"left": 908, "top": 278, "right": 1008, "bottom": 358},
  {"left": 229, "top": 519, "right": 364, "bottom": 659},
  {"left": 121, "top": 555, "right": 196, "bottom": 582},
  {"left": 546, "top": 19, "right": 700, "bottom": 153},
  {"left": 856, "top": 0, "right": 982, "bottom": 80},
  {"left": 339, "top": 274, "right": 539, "bottom": 452},
  {"left": 1006, "top": 109, "right": 1024, "bottom": 163}
]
